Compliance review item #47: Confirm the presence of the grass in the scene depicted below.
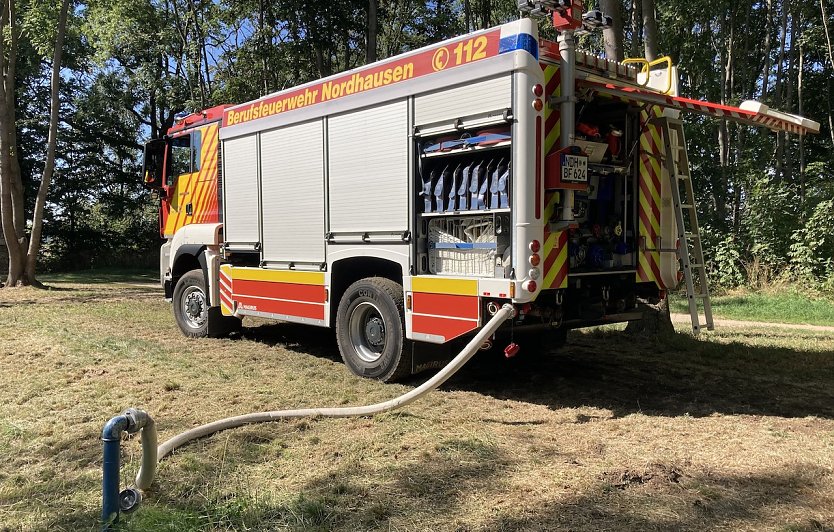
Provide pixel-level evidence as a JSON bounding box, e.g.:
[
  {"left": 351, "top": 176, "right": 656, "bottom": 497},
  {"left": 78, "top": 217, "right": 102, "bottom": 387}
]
[
  {"left": 0, "top": 273, "right": 832, "bottom": 530},
  {"left": 670, "top": 288, "right": 834, "bottom": 326}
]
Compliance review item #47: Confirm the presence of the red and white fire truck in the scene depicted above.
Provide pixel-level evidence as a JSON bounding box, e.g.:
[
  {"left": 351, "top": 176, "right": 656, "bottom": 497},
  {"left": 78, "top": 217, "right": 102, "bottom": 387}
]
[{"left": 142, "top": 2, "right": 819, "bottom": 381}]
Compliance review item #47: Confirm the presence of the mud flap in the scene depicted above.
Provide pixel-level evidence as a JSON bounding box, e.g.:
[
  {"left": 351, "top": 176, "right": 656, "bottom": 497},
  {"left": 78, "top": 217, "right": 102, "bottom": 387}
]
[{"left": 411, "top": 341, "right": 454, "bottom": 375}]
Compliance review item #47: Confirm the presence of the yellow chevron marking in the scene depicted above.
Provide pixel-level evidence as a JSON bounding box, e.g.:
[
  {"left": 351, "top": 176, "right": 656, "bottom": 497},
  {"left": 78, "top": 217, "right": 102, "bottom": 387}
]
[
  {"left": 638, "top": 195, "right": 661, "bottom": 238},
  {"left": 229, "top": 267, "right": 325, "bottom": 285},
  {"left": 543, "top": 192, "right": 560, "bottom": 223},
  {"left": 543, "top": 235, "right": 568, "bottom": 288},
  {"left": 543, "top": 230, "right": 558, "bottom": 255},
  {"left": 638, "top": 251, "right": 654, "bottom": 282},
  {"left": 545, "top": 119, "right": 561, "bottom": 154},
  {"left": 639, "top": 165, "right": 661, "bottom": 208},
  {"left": 411, "top": 276, "right": 478, "bottom": 296}
]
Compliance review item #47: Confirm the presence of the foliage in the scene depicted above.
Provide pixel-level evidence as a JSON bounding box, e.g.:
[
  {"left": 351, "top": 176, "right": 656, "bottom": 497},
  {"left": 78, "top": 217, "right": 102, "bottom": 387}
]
[{"left": 1, "top": 0, "right": 832, "bottom": 290}]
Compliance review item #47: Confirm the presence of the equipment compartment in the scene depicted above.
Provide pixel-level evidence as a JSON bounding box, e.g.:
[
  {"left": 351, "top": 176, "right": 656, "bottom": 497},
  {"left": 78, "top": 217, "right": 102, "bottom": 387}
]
[
  {"left": 416, "top": 127, "right": 512, "bottom": 216},
  {"left": 425, "top": 213, "right": 512, "bottom": 278}
]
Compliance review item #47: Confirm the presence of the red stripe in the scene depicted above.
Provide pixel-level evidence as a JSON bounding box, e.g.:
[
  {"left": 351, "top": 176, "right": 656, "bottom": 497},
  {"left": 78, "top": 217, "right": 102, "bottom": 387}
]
[
  {"left": 535, "top": 115, "right": 542, "bottom": 219},
  {"left": 234, "top": 279, "right": 326, "bottom": 303},
  {"left": 219, "top": 291, "right": 233, "bottom": 308},
  {"left": 411, "top": 315, "right": 479, "bottom": 342},
  {"left": 637, "top": 261, "right": 650, "bottom": 282},
  {"left": 235, "top": 295, "right": 324, "bottom": 320},
  {"left": 412, "top": 293, "right": 478, "bottom": 320},
  {"left": 638, "top": 178, "right": 661, "bottom": 221},
  {"left": 552, "top": 268, "right": 567, "bottom": 289},
  {"left": 649, "top": 255, "right": 664, "bottom": 289},
  {"left": 638, "top": 208, "right": 657, "bottom": 241},
  {"left": 543, "top": 245, "right": 558, "bottom": 277}
]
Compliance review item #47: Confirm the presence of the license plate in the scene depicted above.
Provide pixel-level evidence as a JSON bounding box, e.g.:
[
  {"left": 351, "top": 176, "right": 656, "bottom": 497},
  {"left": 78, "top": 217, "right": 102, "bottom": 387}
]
[{"left": 560, "top": 153, "right": 588, "bottom": 183}]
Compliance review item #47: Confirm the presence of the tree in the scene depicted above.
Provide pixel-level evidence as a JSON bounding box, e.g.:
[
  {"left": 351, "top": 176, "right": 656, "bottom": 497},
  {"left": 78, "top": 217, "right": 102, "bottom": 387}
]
[
  {"left": 600, "top": 0, "right": 624, "bottom": 61},
  {"left": 0, "top": 0, "right": 71, "bottom": 287},
  {"left": 641, "top": 0, "right": 658, "bottom": 61}
]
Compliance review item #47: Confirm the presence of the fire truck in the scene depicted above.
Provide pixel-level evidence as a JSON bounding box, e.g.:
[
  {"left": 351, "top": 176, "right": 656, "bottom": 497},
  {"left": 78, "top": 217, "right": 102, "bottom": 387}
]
[{"left": 142, "top": 2, "right": 819, "bottom": 381}]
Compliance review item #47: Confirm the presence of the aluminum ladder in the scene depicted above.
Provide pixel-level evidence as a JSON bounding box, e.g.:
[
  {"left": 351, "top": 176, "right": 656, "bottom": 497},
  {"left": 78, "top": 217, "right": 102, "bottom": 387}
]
[{"left": 655, "top": 117, "right": 714, "bottom": 334}]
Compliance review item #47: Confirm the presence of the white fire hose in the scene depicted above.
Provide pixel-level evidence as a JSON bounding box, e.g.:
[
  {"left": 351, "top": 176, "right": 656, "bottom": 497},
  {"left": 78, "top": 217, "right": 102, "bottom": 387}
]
[{"left": 131, "top": 303, "right": 514, "bottom": 492}]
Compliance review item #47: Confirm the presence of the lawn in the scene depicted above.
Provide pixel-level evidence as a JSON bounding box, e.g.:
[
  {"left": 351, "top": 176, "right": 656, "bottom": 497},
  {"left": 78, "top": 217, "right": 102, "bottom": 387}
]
[
  {"left": 0, "top": 275, "right": 832, "bottom": 531},
  {"left": 670, "top": 288, "right": 834, "bottom": 327}
]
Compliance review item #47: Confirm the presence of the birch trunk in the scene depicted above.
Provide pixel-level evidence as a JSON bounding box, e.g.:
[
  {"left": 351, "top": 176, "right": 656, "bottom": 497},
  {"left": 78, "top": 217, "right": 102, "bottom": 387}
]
[
  {"left": 601, "top": 0, "right": 624, "bottom": 61},
  {"left": 641, "top": 0, "right": 658, "bottom": 61}
]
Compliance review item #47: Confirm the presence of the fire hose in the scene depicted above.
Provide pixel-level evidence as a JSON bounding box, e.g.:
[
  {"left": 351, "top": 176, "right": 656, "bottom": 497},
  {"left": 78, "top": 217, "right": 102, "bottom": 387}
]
[{"left": 101, "top": 303, "right": 515, "bottom": 530}]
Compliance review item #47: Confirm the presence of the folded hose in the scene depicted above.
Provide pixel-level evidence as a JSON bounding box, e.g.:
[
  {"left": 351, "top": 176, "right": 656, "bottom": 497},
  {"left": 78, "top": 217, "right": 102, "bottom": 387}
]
[{"left": 133, "top": 303, "right": 514, "bottom": 490}]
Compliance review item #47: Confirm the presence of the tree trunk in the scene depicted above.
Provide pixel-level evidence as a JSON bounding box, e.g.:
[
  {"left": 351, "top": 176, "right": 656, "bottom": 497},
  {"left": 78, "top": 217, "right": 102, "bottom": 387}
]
[
  {"left": 641, "top": 0, "right": 658, "bottom": 61},
  {"left": 798, "top": 33, "right": 805, "bottom": 212},
  {"left": 760, "top": 0, "right": 773, "bottom": 99},
  {"left": 0, "top": 0, "right": 24, "bottom": 286},
  {"left": 773, "top": 2, "right": 788, "bottom": 183},
  {"left": 783, "top": 7, "right": 799, "bottom": 185},
  {"left": 821, "top": 0, "right": 834, "bottom": 146},
  {"left": 366, "top": 0, "right": 377, "bottom": 64},
  {"left": 600, "top": 0, "right": 624, "bottom": 61},
  {"left": 630, "top": 0, "right": 642, "bottom": 58},
  {"left": 20, "top": 0, "right": 71, "bottom": 286}
]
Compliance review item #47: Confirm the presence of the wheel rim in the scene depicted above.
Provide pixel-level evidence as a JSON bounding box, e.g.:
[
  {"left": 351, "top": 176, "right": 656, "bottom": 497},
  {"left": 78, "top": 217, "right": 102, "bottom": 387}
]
[
  {"left": 181, "top": 285, "right": 208, "bottom": 330},
  {"left": 348, "top": 301, "right": 386, "bottom": 363}
]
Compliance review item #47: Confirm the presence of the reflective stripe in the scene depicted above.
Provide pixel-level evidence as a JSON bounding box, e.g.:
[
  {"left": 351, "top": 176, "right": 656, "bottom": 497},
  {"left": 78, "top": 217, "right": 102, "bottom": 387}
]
[
  {"left": 412, "top": 277, "right": 478, "bottom": 296},
  {"left": 228, "top": 267, "right": 324, "bottom": 286}
]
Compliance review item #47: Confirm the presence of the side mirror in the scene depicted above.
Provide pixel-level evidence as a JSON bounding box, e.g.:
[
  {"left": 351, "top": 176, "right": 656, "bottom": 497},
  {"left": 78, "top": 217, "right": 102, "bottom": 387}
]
[{"left": 142, "top": 139, "right": 167, "bottom": 190}]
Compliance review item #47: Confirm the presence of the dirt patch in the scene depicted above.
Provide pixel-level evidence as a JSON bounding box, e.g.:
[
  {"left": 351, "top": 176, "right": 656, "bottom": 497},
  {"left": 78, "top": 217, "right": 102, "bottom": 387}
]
[
  {"left": 601, "top": 463, "right": 684, "bottom": 490},
  {"left": 671, "top": 313, "right": 834, "bottom": 333}
]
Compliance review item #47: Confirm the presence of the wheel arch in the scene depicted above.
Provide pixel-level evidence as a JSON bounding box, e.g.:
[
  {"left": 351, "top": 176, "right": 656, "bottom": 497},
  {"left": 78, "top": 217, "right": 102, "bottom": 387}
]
[
  {"left": 169, "top": 244, "right": 207, "bottom": 300},
  {"left": 329, "top": 256, "right": 405, "bottom": 326}
]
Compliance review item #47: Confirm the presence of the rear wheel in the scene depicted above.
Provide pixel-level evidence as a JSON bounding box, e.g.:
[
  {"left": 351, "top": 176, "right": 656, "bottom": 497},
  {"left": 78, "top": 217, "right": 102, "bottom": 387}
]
[
  {"left": 173, "top": 269, "right": 240, "bottom": 338},
  {"left": 336, "top": 277, "right": 411, "bottom": 382}
]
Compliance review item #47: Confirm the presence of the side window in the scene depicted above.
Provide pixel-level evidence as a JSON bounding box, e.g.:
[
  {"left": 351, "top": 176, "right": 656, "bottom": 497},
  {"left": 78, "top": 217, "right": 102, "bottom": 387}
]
[
  {"left": 168, "top": 134, "right": 192, "bottom": 185},
  {"left": 192, "top": 130, "right": 202, "bottom": 172}
]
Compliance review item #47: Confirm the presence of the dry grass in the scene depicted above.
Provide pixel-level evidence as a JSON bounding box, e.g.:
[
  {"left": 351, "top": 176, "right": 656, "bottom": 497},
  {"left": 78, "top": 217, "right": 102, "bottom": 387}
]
[{"left": 0, "top": 277, "right": 833, "bottom": 531}]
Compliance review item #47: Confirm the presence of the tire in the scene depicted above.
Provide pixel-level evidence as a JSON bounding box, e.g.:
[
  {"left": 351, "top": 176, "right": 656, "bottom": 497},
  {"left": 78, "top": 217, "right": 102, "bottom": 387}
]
[
  {"left": 173, "top": 269, "right": 241, "bottom": 338},
  {"left": 335, "top": 277, "right": 411, "bottom": 382}
]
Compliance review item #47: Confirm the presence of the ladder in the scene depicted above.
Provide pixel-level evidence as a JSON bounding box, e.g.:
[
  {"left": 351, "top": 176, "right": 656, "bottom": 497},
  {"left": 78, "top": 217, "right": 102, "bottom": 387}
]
[{"left": 654, "top": 117, "right": 714, "bottom": 334}]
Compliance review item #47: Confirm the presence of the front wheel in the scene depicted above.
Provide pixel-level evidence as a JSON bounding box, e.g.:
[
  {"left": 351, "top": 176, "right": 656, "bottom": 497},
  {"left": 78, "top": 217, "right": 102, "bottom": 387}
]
[
  {"left": 173, "top": 269, "right": 240, "bottom": 338},
  {"left": 335, "top": 277, "right": 411, "bottom": 382}
]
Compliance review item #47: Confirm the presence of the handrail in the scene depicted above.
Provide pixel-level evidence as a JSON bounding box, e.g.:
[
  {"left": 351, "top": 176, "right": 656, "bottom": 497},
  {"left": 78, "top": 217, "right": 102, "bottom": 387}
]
[{"left": 622, "top": 56, "right": 674, "bottom": 95}]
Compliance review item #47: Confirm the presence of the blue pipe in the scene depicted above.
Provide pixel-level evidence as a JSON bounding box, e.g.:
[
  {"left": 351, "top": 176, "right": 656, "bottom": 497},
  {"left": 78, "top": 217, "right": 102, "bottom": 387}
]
[{"left": 101, "top": 415, "right": 129, "bottom": 529}]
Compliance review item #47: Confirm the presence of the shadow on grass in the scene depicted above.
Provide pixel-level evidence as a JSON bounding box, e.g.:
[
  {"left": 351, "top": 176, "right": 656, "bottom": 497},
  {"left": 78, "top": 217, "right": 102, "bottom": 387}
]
[
  {"left": 475, "top": 464, "right": 832, "bottom": 532},
  {"left": 445, "top": 328, "right": 834, "bottom": 420},
  {"left": 40, "top": 268, "right": 158, "bottom": 285},
  {"left": 240, "top": 321, "right": 341, "bottom": 364},
  {"left": 85, "top": 451, "right": 830, "bottom": 531},
  {"left": 242, "top": 321, "right": 834, "bottom": 420}
]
